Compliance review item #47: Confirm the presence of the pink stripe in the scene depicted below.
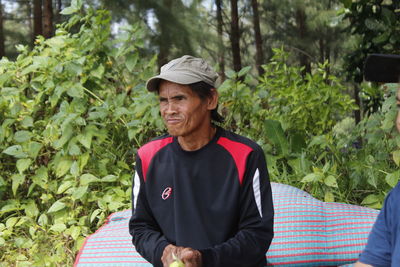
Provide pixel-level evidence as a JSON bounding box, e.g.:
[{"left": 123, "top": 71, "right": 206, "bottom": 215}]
[
  {"left": 77, "top": 260, "right": 149, "bottom": 264},
  {"left": 274, "top": 220, "right": 375, "bottom": 226},
  {"left": 275, "top": 226, "right": 372, "bottom": 233},
  {"left": 268, "top": 250, "right": 361, "bottom": 258},
  {"left": 275, "top": 209, "right": 377, "bottom": 216},
  {"left": 95, "top": 226, "right": 129, "bottom": 232},
  {"left": 274, "top": 231, "right": 370, "bottom": 238},
  {"left": 80, "top": 255, "right": 141, "bottom": 259},
  {"left": 274, "top": 200, "right": 378, "bottom": 210},
  {"left": 89, "top": 235, "right": 132, "bottom": 238},
  {"left": 80, "top": 251, "right": 139, "bottom": 255},
  {"left": 267, "top": 258, "right": 358, "bottom": 265},
  {"left": 271, "top": 237, "right": 367, "bottom": 245},
  {"left": 275, "top": 214, "right": 376, "bottom": 220},
  {"left": 82, "top": 246, "right": 135, "bottom": 250},
  {"left": 268, "top": 242, "right": 366, "bottom": 252}
]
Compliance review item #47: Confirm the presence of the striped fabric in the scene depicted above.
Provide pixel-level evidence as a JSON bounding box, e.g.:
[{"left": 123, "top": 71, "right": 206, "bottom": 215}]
[{"left": 74, "top": 183, "right": 379, "bottom": 267}]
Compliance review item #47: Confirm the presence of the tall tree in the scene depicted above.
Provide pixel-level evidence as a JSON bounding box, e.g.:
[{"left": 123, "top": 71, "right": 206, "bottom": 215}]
[
  {"left": 43, "top": 0, "right": 53, "bottom": 38},
  {"left": 295, "top": 7, "right": 311, "bottom": 74},
  {"left": 216, "top": 0, "right": 225, "bottom": 81},
  {"left": 230, "top": 0, "right": 241, "bottom": 72},
  {"left": 251, "top": 0, "right": 264, "bottom": 75},
  {"left": 0, "top": 0, "right": 4, "bottom": 58},
  {"left": 33, "top": 0, "right": 43, "bottom": 40}
]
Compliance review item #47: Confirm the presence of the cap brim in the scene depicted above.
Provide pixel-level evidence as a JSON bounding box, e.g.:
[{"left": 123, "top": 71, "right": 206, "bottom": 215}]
[
  {"left": 146, "top": 71, "right": 204, "bottom": 92},
  {"left": 364, "top": 54, "right": 400, "bottom": 83}
]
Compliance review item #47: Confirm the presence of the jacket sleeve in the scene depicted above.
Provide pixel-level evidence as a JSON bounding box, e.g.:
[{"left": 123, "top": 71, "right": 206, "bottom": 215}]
[
  {"left": 129, "top": 155, "right": 169, "bottom": 267},
  {"left": 357, "top": 183, "right": 399, "bottom": 266},
  {"left": 199, "top": 146, "right": 274, "bottom": 267}
]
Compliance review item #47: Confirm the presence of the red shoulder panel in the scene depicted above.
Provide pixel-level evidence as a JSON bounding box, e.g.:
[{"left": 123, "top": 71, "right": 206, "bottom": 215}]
[
  {"left": 217, "top": 137, "right": 253, "bottom": 185},
  {"left": 138, "top": 137, "right": 173, "bottom": 182}
]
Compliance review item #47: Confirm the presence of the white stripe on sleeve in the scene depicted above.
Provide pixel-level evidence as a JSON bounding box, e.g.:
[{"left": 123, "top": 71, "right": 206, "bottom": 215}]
[
  {"left": 252, "top": 168, "right": 262, "bottom": 218},
  {"left": 133, "top": 171, "right": 141, "bottom": 210}
]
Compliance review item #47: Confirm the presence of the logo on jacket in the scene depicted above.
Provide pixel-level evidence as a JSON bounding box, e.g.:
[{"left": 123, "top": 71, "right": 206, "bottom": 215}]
[{"left": 162, "top": 187, "right": 172, "bottom": 200}]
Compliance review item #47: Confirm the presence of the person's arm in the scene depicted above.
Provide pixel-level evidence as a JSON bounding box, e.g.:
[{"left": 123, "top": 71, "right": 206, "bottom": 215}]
[
  {"left": 354, "top": 262, "right": 373, "bottom": 267},
  {"left": 357, "top": 185, "right": 398, "bottom": 266},
  {"left": 129, "top": 156, "right": 170, "bottom": 267},
  {"left": 199, "top": 147, "right": 274, "bottom": 266}
]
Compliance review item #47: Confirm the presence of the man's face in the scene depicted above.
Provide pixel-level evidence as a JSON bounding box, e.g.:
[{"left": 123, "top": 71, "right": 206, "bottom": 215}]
[{"left": 158, "top": 80, "right": 215, "bottom": 138}]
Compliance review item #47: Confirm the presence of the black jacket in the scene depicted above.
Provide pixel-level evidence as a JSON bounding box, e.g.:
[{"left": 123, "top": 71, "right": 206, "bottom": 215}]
[{"left": 129, "top": 128, "right": 274, "bottom": 267}]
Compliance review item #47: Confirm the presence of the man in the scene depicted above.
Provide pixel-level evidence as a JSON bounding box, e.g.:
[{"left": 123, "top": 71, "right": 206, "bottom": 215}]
[
  {"left": 355, "top": 54, "right": 400, "bottom": 266},
  {"left": 129, "top": 55, "right": 274, "bottom": 267}
]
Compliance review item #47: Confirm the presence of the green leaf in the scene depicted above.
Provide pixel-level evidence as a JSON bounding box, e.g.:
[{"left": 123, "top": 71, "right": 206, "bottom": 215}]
[
  {"left": 385, "top": 171, "right": 400, "bottom": 188},
  {"left": 12, "top": 174, "right": 25, "bottom": 196},
  {"left": 324, "top": 175, "right": 338, "bottom": 188},
  {"left": 238, "top": 66, "right": 251, "bottom": 77},
  {"left": 324, "top": 191, "right": 335, "bottom": 202},
  {"left": 38, "top": 214, "right": 48, "bottom": 226},
  {"left": 264, "top": 119, "right": 289, "bottom": 156},
  {"left": 101, "top": 175, "right": 117, "bottom": 182},
  {"left": 50, "top": 223, "right": 67, "bottom": 233},
  {"left": 80, "top": 174, "right": 98, "bottom": 186},
  {"left": 361, "top": 194, "right": 381, "bottom": 207},
  {"left": 47, "top": 200, "right": 66, "bottom": 213},
  {"left": 32, "top": 167, "right": 48, "bottom": 189},
  {"left": 27, "top": 142, "right": 43, "bottom": 159},
  {"left": 67, "top": 83, "right": 85, "bottom": 98},
  {"left": 60, "top": 6, "right": 77, "bottom": 15},
  {"left": 70, "top": 225, "right": 81, "bottom": 240},
  {"left": 6, "top": 217, "right": 18, "bottom": 229},
  {"left": 301, "top": 173, "right": 321, "bottom": 183},
  {"left": 55, "top": 158, "right": 73, "bottom": 177},
  {"left": 2, "top": 145, "right": 28, "bottom": 158},
  {"left": 70, "top": 161, "right": 80, "bottom": 177},
  {"left": 57, "top": 181, "right": 74, "bottom": 194},
  {"left": 24, "top": 200, "right": 39, "bottom": 218},
  {"left": 90, "top": 209, "right": 102, "bottom": 223},
  {"left": 72, "top": 185, "right": 88, "bottom": 200},
  {"left": 20, "top": 116, "right": 34, "bottom": 128},
  {"left": 16, "top": 159, "right": 32, "bottom": 173},
  {"left": 78, "top": 132, "right": 92, "bottom": 149},
  {"left": 126, "top": 53, "right": 138, "bottom": 72},
  {"left": 393, "top": 150, "right": 400, "bottom": 166}
]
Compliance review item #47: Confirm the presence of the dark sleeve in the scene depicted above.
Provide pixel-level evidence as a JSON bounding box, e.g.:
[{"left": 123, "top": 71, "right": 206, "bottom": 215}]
[
  {"left": 358, "top": 184, "right": 398, "bottom": 266},
  {"left": 199, "top": 147, "right": 274, "bottom": 266},
  {"left": 129, "top": 155, "right": 170, "bottom": 267}
]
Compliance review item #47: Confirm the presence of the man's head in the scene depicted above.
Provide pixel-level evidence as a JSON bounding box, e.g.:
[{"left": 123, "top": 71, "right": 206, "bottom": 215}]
[
  {"left": 146, "top": 55, "right": 222, "bottom": 137},
  {"left": 364, "top": 54, "right": 400, "bottom": 132}
]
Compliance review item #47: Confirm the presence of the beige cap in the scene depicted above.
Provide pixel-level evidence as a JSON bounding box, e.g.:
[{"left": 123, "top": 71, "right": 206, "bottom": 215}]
[{"left": 146, "top": 55, "right": 218, "bottom": 91}]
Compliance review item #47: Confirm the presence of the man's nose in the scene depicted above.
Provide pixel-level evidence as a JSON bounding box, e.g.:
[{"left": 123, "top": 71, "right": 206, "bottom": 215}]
[{"left": 164, "top": 102, "right": 177, "bottom": 114}]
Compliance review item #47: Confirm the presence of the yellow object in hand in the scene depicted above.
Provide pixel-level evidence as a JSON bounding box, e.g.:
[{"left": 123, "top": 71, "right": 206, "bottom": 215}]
[{"left": 169, "top": 253, "right": 185, "bottom": 267}]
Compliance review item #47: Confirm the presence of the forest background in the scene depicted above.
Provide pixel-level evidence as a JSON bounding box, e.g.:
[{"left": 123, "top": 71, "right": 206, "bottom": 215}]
[{"left": 0, "top": 0, "right": 400, "bottom": 265}]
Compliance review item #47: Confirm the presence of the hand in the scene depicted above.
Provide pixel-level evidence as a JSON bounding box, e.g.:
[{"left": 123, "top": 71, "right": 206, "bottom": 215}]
[
  {"left": 180, "top": 247, "right": 202, "bottom": 267},
  {"left": 162, "top": 244, "right": 184, "bottom": 267}
]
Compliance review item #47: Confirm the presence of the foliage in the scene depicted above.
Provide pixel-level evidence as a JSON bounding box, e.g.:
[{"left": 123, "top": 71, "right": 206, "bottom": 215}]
[
  {"left": 1, "top": 3, "right": 400, "bottom": 265},
  {"left": 0, "top": 1, "right": 162, "bottom": 265},
  {"left": 219, "top": 53, "right": 399, "bottom": 207}
]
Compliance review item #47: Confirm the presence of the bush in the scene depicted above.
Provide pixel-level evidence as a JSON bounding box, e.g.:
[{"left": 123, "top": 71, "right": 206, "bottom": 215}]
[{"left": 0, "top": 3, "right": 161, "bottom": 265}]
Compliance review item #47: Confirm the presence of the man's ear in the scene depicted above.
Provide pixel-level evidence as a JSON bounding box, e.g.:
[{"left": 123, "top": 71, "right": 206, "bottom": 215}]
[{"left": 207, "top": 88, "right": 218, "bottom": 110}]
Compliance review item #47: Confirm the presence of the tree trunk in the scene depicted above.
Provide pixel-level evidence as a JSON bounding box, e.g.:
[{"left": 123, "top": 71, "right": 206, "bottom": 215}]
[
  {"left": 33, "top": 0, "right": 42, "bottom": 40},
  {"left": 43, "top": 0, "right": 53, "bottom": 38},
  {"left": 295, "top": 7, "right": 311, "bottom": 75},
  {"left": 156, "top": 0, "right": 173, "bottom": 69},
  {"left": 216, "top": 0, "right": 225, "bottom": 81},
  {"left": 230, "top": 0, "right": 242, "bottom": 73},
  {"left": 251, "top": 0, "right": 264, "bottom": 76},
  {"left": 55, "top": 0, "right": 62, "bottom": 24},
  {"left": 0, "top": 0, "right": 4, "bottom": 58}
]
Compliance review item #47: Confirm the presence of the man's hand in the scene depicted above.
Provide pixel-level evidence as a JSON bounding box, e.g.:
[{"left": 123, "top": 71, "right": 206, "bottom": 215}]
[
  {"left": 162, "top": 245, "right": 202, "bottom": 267},
  {"left": 180, "top": 247, "right": 202, "bottom": 267}
]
